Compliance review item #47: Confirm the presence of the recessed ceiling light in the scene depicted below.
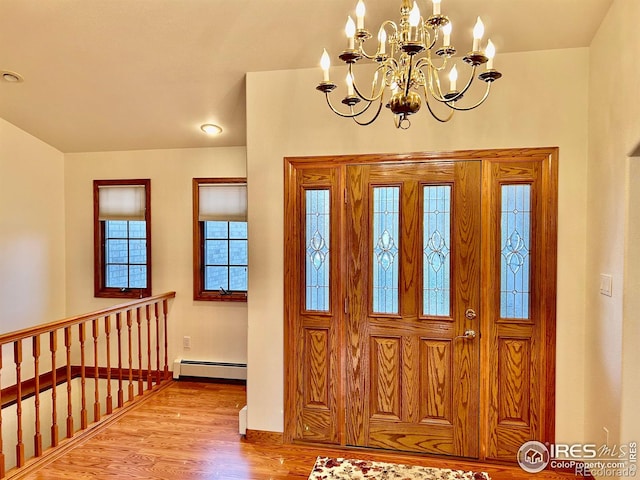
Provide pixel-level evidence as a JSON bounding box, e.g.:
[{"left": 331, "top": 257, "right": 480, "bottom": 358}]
[
  {"left": 201, "top": 124, "right": 222, "bottom": 135},
  {"left": 1, "top": 70, "right": 24, "bottom": 83}
]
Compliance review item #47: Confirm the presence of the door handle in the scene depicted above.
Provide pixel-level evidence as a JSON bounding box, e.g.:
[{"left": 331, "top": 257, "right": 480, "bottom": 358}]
[{"left": 456, "top": 330, "right": 477, "bottom": 340}]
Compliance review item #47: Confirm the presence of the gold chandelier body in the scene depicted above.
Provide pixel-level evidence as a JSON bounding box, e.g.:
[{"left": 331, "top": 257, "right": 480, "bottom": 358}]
[{"left": 316, "top": 0, "right": 502, "bottom": 129}]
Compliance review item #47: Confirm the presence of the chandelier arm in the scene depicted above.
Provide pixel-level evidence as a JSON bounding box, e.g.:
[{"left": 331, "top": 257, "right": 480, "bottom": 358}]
[
  {"left": 414, "top": 58, "right": 430, "bottom": 71},
  {"left": 386, "top": 21, "right": 400, "bottom": 55},
  {"left": 358, "top": 21, "right": 399, "bottom": 60},
  {"left": 426, "top": 64, "right": 478, "bottom": 104},
  {"left": 358, "top": 43, "right": 380, "bottom": 61},
  {"left": 448, "top": 65, "right": 478, "bottom": 102},
  {"left": 350, "top": 94, "right": 379, "bottom": 117},
  {"left": 417, "top": 53, "right": 448, "bottom": 73},
  {"left": 424, "top": 27, "right": 438, "bottom": 51},
  {"left": 352, "top": 64, "right": 387, "bottom": 103},
  {"left": 423, "top": 86, "right": 455, "bottom": 122},
  {"left": 323, "top": 93, "right": 377, "bottom": 119},
  {"left": 426, "top": 65, "right": 447, "bottom": 101},
  {"left": 446, "top": 82, "right": 492, "bottom": 111},
  {"left": 352, "top": 97, "right": 386, "bottom": 126},
  {"left": 387, "top": 57, "right": 400, "bottom": 73}
]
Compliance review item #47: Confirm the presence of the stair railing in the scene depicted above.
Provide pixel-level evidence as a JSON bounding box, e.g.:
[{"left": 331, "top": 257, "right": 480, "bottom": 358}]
[{"left": 0, "top": 291, "right": 176, "bottom": 478}]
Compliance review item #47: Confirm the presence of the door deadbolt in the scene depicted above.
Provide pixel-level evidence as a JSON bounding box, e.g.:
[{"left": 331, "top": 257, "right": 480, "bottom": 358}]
[{"left": 465, "top": 308, "right": 477, "bottom": 320}]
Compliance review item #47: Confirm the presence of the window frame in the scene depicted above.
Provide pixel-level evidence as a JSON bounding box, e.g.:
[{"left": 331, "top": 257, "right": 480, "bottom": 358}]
[
  {"left": 93, "top": 179, "right": 152, "bottom": 299},
  {"left": 193, "top": 177, "right": 248, "bottom": 302}
]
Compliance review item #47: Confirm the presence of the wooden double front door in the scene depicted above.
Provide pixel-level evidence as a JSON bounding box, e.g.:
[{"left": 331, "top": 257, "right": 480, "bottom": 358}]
[{"left": 284, "top": 149, "right": 557, "bottom": 462}]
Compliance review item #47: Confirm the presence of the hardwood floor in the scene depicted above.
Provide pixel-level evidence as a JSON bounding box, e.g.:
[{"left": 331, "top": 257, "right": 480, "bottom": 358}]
[{"left": 22, "top": 381, "right": 582, "bottom": 479}]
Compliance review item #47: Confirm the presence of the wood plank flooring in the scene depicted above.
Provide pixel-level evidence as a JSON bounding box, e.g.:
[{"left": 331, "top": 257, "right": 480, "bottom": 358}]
[{"left": 23, "top": 381, "right": 581, "bottom": 479}]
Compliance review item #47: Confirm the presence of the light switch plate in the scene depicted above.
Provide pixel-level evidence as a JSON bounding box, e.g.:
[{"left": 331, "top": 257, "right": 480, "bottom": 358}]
[{"left": 599, "top": 274, "right": 613, "bottom": 297}]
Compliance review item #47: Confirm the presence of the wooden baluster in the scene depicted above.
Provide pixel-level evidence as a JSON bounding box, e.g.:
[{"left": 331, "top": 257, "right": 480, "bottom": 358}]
[
  {"left": 155, "top": 302, "right": 161, "bottom": 385},
  {"left": 0, "top": 344, "right": 5, "bottom": 478},
  {"left": 50, "top": 331, "right": 59, "bottom": 448},
  {"left": 32, "top": 336, "right": 42, "bottom": 457},
  {"left": 163, "top": 299, "right": 169, "bottom": 379},
  {"left": 79, "top": 323, "right": 87, "bottom": 430},
  {"left": 14, "top": 340, "right": 24, "bottom": 467},
  {"left": 137, "top": 306, "right": 143, "bottom": 395},
  {"left": 92, "top": 319, "right": 101, "bottom": 422},
  {"left": 65, "top": 327, "right": 73, "bottom": 438},
  {"left": 105, "top": 316, "right": 113, "bottom": 414},
  {"left": 126, "top": 310, "right": 134, "bottom": 401},
  {"left": 146, "top": 305, "right": 152, "bottom": 390},
  {"left": 116, "top": 313, "right": 123, "bottom": 408}
]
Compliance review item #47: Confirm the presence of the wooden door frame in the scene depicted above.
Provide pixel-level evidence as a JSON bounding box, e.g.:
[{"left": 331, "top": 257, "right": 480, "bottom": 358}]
[{"left": 284, "top": 147, "right": 558, "bottom": 462}]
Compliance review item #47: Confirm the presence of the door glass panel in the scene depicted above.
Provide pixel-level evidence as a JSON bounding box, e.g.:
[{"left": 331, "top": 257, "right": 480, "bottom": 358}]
[
  {"left": 305, "top": 189, "right": 330, "bottom": 311},
  {"left": 423, "top": 185, "right": 451, "bottom": 316},
  {"left": 500, "top": 184, "right": 531, "bottom": 318},
  {"left": 372, "top": 186, "right": 400, "bottom": 314}
]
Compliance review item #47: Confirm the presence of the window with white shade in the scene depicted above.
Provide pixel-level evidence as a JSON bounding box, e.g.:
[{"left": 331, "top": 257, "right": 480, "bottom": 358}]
[
  {"left": 193, "top": 178, "right": 248, "bottom": 301},
  {"left": 93, "top": 179, "right": 151, "bottom": 298}
]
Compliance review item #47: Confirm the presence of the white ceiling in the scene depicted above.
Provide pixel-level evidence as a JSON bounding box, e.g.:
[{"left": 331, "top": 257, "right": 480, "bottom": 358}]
[{"left": 0, "top": 0, "right": 612, "bottom": 153}]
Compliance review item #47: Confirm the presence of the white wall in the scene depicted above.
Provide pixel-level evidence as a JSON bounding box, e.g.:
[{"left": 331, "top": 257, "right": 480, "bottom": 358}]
[
  {"left": 587, "top": 0, "right": 640, "bottom": 449},
  {"left": 0, "top": 117, "right": 66, "bottom": 334},
  {"left": 246, "top": 47, "right": 589, "bottom": 443},
  {"left": 623, "top": 159, "right": 640, "bottom": 445},
  {"left": 64, "top": 147, "right": 248, "bottom": 369}
]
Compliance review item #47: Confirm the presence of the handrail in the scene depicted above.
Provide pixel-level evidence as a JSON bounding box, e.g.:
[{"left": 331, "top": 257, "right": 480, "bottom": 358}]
[
  {"left": 0, "top": 291, "right": 176, "bottom": 478},
  {"left": 0, "top": 292, "right": 176, "bottom": 346}
]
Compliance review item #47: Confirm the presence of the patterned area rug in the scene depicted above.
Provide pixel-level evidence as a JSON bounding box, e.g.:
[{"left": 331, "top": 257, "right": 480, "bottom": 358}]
[{"left": 308, "top": 456, "right": 491, "bottom": 480}]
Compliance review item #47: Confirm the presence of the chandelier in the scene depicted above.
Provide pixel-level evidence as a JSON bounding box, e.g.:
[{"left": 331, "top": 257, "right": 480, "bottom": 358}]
[{"left": 316, "top": 0, "right": 502, "bottom": 129}]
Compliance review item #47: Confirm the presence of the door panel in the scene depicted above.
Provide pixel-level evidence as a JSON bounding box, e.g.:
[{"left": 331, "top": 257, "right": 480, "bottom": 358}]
[
  {"left": 284, "top": 166, "right": 342, "bottom": 445},
  {"left": 346, "top": 161, "right": 481, "bottom": 457},
  {"left": 483, "top": 160, "right": 551, "bottom": 461}
]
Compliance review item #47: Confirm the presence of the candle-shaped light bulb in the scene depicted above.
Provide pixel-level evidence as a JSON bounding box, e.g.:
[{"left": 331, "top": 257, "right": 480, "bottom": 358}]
[
  {"left": 346, "top": 16, "right": 356, "bottom": 49},
  {"left": 346, "top": 72, "right": 355, "bottom": 96},
  {"left": 485, "top": 39, "right": 495, "bottom": 69},
  {"left": 442, "top": 22, "right": 452, "bottom": 47},
  {"left": 409, "top": 2, "right": 421, "bottom": 27},
  {"left": 449, "top": 64, "right": 458, "bottom": 91},
  {"left": 472, "top": 17, "right": 484, "bottom": 51},
  {"left": 356, "top": 1, "right": 366, "bottom": 30},
  {"left": 409, "top": 2, "right": 421, "bottom": 41},
  {"left": 320, "top": 49, "right": 331, "bottom": 82},
  {"left": 378, "top": 27, "right": 387, "bottom": 54},
  {"left": 432, "top": 0, "right": 441, "bottom": 16}
]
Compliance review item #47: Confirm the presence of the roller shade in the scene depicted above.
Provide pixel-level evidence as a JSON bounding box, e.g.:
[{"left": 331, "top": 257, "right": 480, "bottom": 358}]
[
  {"left": 98, "top": 185, "right": 146, "bottom": 221},
  {"left": 199, "top": 183, "right": 247, "bottom": 221}
]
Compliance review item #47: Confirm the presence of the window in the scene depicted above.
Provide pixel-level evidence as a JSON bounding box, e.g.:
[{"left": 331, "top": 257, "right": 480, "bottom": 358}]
[
  {"left": 193, "top": 178, "right": 248, "bottom": 301},
  {"left": 94, "top": 179, "right": 151, "bottom": 298}
]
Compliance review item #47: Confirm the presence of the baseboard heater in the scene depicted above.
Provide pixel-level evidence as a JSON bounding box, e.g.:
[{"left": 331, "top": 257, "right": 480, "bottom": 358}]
[{"left": 177, "top": 360, "right": 247, "bottom": 380}]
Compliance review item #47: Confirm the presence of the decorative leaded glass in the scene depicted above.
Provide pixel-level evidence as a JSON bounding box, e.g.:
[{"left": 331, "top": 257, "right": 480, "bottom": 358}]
[
  {"left": 423, "top": 186, "right": 451, "bottom": 316},
  {"left": 305, "top": 190, "right": 330, "bottom": 311},
  {"left": 373, "top": 187, "right": 400, "bottom": 314},
  {"left": 500, "top": 184, "right": 531, "bottom": 319}
]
